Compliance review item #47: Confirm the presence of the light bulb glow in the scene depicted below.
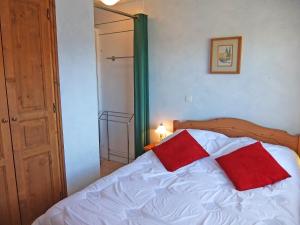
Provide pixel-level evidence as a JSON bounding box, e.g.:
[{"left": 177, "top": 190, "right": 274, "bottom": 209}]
[
  {"left": 156, "top": 123, "right": 166, "bottom": 134},
  {"left": 100, "top": 0, "right": 120, "bottom": 6},
  {"left": 156, "top": 123, "right": 167, "bottom": 140}
]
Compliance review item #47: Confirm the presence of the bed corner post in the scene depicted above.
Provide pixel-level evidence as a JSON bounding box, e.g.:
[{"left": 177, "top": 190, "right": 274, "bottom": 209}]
[
  {"left": 297, "top": 137, "right": 300, "bottom": 156},
  {"left": 173, "top": 120, "right": 179, "bottom": 132}
]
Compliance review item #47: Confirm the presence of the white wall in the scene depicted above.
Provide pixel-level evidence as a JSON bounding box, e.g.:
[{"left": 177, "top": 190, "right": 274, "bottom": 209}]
[
  {"left": 55, "top": 0, "right": 100, "bottom": 194},
  {"left": 99, "top": 0, "right": 300, "bottom": 141},
  {"left": 146, "top": 0, "right": 300, "bottom": 140}
]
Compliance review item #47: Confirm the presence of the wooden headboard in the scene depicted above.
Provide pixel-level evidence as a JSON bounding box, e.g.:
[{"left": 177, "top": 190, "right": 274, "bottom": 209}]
[{"left": 173, "top": 118, "right": 300, "bottom": 156}]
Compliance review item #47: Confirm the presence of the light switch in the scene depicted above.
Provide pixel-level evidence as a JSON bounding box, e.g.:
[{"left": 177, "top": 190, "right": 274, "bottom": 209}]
[{"left": 185, "top": 96, "right": 193, "bottom": 103}]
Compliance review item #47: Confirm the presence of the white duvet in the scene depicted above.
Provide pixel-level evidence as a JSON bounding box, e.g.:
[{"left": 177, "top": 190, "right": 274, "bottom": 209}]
[{"left": 33, "top": 129, "right": 300, "bottom": 225}]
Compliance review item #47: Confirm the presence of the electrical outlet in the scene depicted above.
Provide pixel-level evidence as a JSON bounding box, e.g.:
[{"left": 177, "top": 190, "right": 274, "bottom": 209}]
[{"left": 185, "top": 95, "right": 193, "bottom": 103}]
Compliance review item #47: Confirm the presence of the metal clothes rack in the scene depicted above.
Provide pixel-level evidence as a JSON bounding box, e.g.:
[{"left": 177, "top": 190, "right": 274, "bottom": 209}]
[
  {"left": 106, "top": 56, "right": 134, "bottom": 61},
  {"left": 99, "top": 111, "right": 134, "bottom": 164}
]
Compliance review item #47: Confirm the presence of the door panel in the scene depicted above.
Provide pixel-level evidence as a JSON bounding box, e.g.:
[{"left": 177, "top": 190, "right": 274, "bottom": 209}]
[
  {"left": 11, "top": 1, "right": 47, "bottom": 111},
  {"left": 21, "top": 118, "right": 50, "bottom": 150},
  {"left": 0, "top": 167, "right": 11, "bottom": 225},
  {"left": 20, "top": 152, "right": 54, "bottom": 223},
  {"left": 0, "top": 18, "right": 21, "bottom": 225},
  {"left": 0, "top": 0, "right": 63, "bottom": 224}
]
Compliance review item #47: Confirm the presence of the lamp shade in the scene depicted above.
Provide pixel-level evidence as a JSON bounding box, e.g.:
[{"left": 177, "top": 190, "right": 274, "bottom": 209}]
[{"left": 100, "top": 0, "right": 120, "bottom": 6}]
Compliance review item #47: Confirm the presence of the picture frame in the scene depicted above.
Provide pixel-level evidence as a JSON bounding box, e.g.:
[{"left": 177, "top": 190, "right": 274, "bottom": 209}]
[{"left": 209, "top": 36, "right": 242, "bottom": 74}]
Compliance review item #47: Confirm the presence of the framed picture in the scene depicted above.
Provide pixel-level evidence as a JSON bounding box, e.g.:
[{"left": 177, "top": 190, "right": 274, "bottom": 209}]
[{"left": 209, "top": 36, "right": 242, "bottom": 74}]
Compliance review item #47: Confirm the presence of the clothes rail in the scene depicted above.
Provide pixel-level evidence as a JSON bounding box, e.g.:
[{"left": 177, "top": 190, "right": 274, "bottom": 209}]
[
  {"left": 99, "top": 30, "right": 133, "bottom": 36},
  {"left": 95, "top": 18, "right": 131, "bottom": 26},
  {"left": 106, "top": 56, "right": 134, "bottom": 61},
  {"left": 94, "top": 3, "right": 137, "bottom": 19}
]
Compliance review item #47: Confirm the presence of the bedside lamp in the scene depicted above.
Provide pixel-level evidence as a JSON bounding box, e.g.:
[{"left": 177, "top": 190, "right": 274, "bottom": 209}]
[{"left": 156, "top": 123, "right": 167, "bottom": 141}]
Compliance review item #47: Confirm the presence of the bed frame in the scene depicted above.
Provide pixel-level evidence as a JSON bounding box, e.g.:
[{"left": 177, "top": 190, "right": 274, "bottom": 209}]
[{"left": 173, "top": 118, "right": 300, "bottom": 156}]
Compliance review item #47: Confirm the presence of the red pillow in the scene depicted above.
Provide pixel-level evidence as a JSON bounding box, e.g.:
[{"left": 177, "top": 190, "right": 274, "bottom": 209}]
[
  {"left": 216, "top": 142, "right": 291, "bottom": 191},
  {"left": 152, "top": 130, "right": 209, "bottom": 172}
]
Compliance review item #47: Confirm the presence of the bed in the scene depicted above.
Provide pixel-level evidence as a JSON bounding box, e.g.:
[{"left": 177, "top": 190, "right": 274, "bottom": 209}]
[{"left": 33, "top": 118, "right": 300, "bottom": 225}]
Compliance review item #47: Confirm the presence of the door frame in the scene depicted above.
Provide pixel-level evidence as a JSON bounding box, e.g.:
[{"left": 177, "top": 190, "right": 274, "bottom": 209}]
[
  {"left": 49, "top": 0, "right": 67, "bottom": 198},
  {"left": 94, "top": 8, "right": 149, "bottom": 161}
]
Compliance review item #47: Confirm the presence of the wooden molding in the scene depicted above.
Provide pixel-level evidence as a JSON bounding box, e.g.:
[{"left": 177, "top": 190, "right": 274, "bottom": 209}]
[
  {"left": 174, "top": 118, "right": 300, "bottom": 155},
  {"left": 298, "top": 137, "right": 300, "bottom": 156},
  {"left": 50, "top": 0, "right": 67, "bottom": 198}
]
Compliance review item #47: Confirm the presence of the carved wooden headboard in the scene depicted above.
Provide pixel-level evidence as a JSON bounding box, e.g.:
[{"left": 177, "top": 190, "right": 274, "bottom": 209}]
[{"left": 173, "top": 118, "right": 300, "bottom": 156}]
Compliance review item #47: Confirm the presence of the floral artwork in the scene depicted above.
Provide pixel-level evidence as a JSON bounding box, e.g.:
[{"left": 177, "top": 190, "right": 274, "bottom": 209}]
[
  {"left": 210, "top": 37, "right": 242, "bottom": 74},
  {"left": 217, "top": 45, "right": 233, "bottom": 67}
]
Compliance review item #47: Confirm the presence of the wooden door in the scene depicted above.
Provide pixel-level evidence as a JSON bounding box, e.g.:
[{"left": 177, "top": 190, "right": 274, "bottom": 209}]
[
  {"left": 0, "top": 19, "right": 21, "bottom": 225},
  {"left": 0, "top": 0, "right": 64, "bottom": 224}
]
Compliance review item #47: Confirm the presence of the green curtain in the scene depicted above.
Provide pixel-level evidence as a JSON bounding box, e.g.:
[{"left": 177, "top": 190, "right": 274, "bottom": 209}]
[{"left": 134, "top": 14, "right": 149, "bottom": 157}]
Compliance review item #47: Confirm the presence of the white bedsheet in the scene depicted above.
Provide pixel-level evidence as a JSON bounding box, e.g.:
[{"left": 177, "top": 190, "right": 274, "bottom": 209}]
[{"left": 33, "top": 129, "right": 300, "bottom": 225}]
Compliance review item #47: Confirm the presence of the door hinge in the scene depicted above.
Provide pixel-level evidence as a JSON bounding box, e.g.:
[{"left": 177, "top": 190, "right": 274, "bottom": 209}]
[
  {"left": 47, "top": 8, "right": 51, "bottom": 20},
  {"left": 53, "top": 103, "right": 57, "bottom": 113},
  {"left": 49, "top": 154, "right": 53, "bottom": 165}
]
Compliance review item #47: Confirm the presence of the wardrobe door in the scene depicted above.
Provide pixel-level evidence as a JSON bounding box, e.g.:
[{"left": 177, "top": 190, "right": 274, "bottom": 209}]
[
  {"left": 0, "top": 0, "right": 64, "bottom": 224},
  {"left": 0, "top": 20, "right": 21, "bottom": 225}
]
